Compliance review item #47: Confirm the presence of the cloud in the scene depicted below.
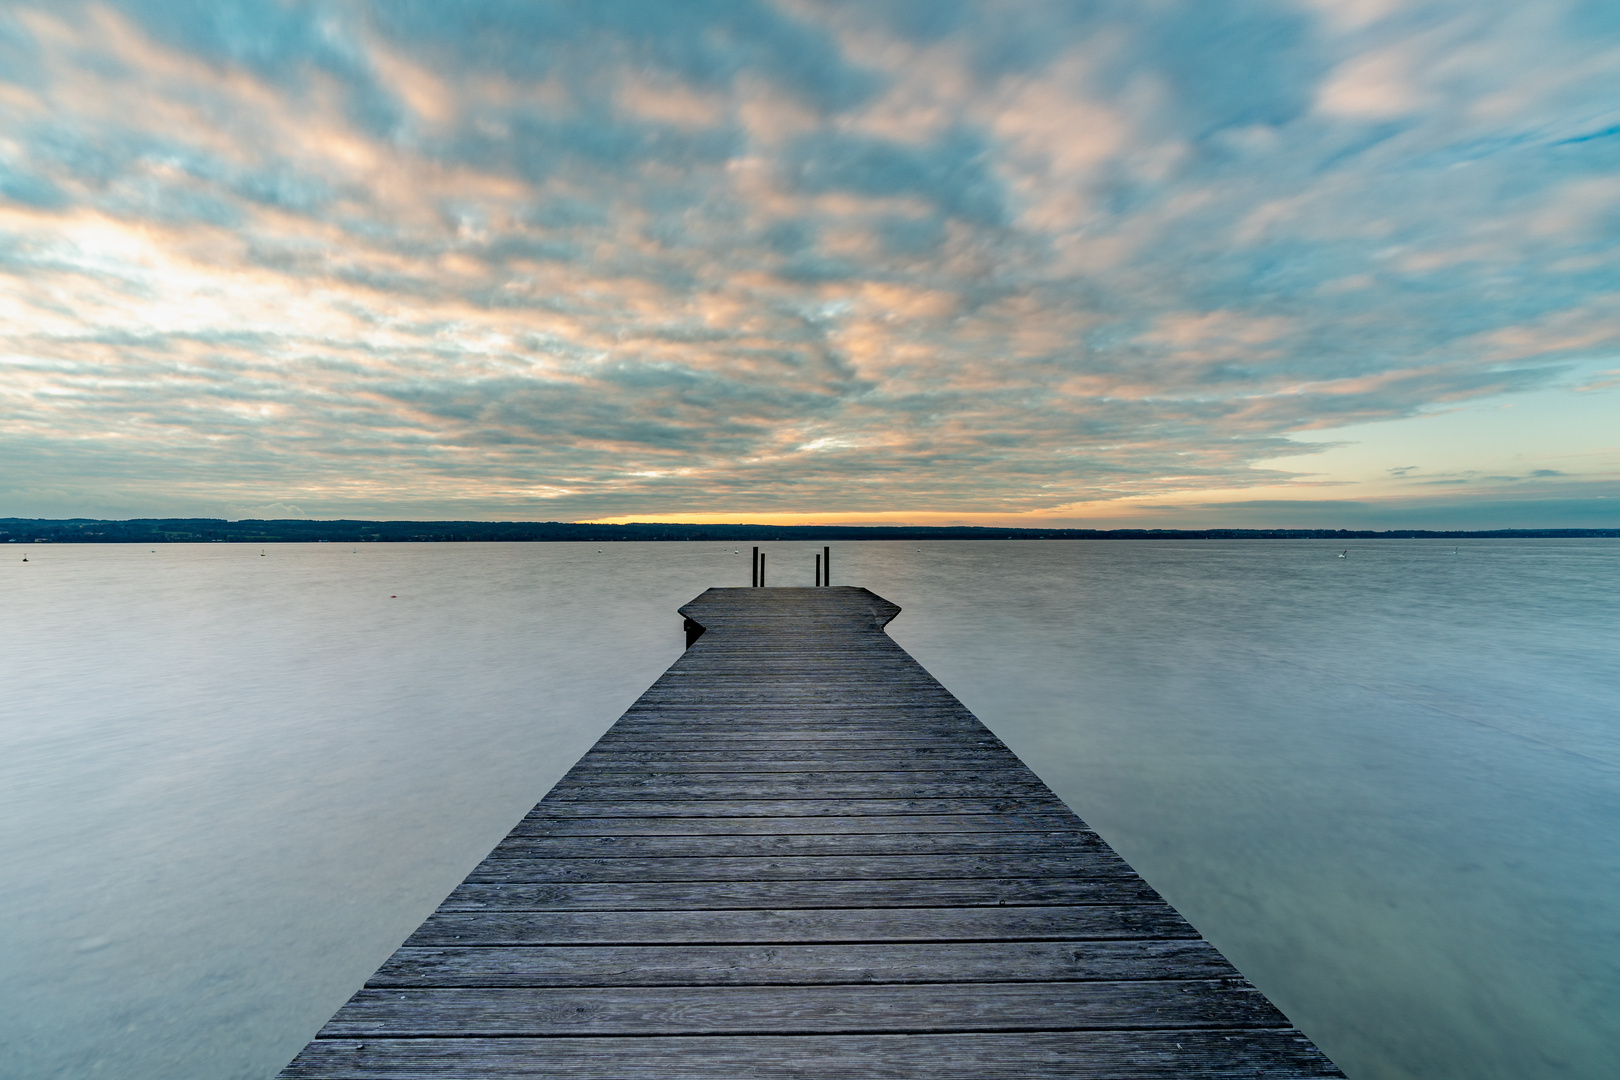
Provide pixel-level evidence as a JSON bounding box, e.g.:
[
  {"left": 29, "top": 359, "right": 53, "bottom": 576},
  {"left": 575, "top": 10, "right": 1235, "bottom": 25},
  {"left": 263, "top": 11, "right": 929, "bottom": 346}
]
[
  {"left": 0, "top": 0, "right": 1616, "bottom": 522},
  {"left": 229, "top": 501, "right": 308, "bottom": 519}
]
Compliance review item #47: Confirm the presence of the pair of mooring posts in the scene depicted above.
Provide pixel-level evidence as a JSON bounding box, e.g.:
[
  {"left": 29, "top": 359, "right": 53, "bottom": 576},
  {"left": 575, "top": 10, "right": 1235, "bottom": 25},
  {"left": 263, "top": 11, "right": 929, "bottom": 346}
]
[
  {"left": 686, "top": 545, "right": 835, "bottom": 646},
  {"left": 749, "top": 545, "right": 831, "bottom": 588}
]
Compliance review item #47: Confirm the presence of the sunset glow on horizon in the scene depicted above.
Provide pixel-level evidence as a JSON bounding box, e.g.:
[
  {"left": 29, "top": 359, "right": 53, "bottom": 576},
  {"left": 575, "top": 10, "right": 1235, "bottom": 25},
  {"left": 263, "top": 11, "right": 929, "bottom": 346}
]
[{"left": 2, "top": 1, "right": 1618, "bottom": 529}]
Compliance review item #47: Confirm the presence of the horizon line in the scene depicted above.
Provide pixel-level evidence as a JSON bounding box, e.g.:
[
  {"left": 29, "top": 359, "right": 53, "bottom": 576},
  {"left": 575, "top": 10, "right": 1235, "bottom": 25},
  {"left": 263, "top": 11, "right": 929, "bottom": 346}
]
[{"left": 3, "top": 517, "right": 1617, "bottom": 541}]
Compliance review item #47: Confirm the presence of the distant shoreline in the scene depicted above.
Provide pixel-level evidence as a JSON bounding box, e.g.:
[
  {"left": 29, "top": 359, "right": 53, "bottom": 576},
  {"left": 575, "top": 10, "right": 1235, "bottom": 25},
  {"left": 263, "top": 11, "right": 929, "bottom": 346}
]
[{"left": 4, "top": 518, "right": 1617, "bottom": 543}]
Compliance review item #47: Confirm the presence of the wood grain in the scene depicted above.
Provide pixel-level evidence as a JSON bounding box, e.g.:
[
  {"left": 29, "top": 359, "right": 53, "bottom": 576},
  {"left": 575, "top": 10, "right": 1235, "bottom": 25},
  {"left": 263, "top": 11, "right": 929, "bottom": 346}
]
[
  {"left": 320, "top": 980, "right": 1292, "bottom": 1037},
  {"left": 402, "top": 905, "right": 1201, "bottom": 946},
  {"left": 280, "top": 1031, "right": 1345, "bottom": 1079},
  {"left": 503, "top": 811, "right": 1087, "bottom": 836},
  {"left": 368, "top": 939, "right": 1238, "bottom": 987},
  {"left": 485, "top": 830, "right": 1104, "bottom": 858}
]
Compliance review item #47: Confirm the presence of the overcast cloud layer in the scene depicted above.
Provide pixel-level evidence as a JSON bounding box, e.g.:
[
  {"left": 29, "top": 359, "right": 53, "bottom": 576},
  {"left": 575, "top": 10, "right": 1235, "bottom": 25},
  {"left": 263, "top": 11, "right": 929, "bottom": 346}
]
[{"left": 2, "top": 0, "right": 1618, "bottom": 525}]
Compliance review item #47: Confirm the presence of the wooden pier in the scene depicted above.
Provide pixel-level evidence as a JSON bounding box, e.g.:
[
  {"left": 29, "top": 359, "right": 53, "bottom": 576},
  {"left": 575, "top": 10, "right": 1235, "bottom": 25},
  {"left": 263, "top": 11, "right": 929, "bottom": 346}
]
[{"left": 279, "top": 586, "right": 1342, "bottom": 1078}]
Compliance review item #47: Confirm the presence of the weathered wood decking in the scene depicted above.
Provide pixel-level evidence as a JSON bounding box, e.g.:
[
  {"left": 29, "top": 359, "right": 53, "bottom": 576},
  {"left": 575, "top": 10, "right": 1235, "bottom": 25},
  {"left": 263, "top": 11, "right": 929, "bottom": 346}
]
[{"left": 280, "top": 586, "right": 1342, "bottom": 1078}]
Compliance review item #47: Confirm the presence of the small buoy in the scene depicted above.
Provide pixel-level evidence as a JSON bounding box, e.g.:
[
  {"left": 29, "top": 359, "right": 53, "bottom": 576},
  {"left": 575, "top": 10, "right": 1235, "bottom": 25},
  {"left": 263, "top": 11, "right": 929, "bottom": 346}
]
[
  {"left": 390, "top": 595, "right": 396, "bottom": 598},
  {"left": 21, "top": 556, "right": 26, "bottom": 562}
]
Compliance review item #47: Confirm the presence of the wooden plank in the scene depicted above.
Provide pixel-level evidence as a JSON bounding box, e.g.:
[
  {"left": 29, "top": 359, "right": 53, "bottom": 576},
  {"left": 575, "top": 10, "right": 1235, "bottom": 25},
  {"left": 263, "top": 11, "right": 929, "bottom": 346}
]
[
  {"left": 461, "top": 852, "right": 1133, "bottom": 883},
  {"left": 438, "top": 876, "right": 1165, "bottom": 910},
  {"left": 617, "top": 702, "right": 983, "bottom": 713},
  {"left": 402, "top": 906, "right": 1202, "bottom": 946},
  {"left": 590, "top": 731, "right": 1000, "bottom": 745},
  {"left": 598, "top": 713, "right": 1000, "bottom": 723},
  {"left": 567, "top": 763, "right": 1040, "bottom": 777},
  {"left": 548, "top": 767, "right": 1050, "bottom": 785},
  {"left": 320, "top": 980, "right": 1291, "bottom": 1037},
  {"left": 625, "top": 702, "right": 965, "bottom": 709},
  {"left": 613, "top": 716, "right": 981, "bottom": 729},
  {"left": 591, "top": 729, "right": 1008, "bottom": 741},
  {"left": 646, "top": 677, "right": 952, "bottom": 688},
  {"left": 526, "top": 797, "right": 1074, "bottom": 818},
  {"left": 487, "top": 831, "right": 1104, "bottom": 858},
  {"left": 281, "top": 1031, "right": 1344, "bottom": 1079},
  {"left": 368, "top": 940, "right": 1238, "bottom": 987},
  {"left": 577, "top": 748, "right": 1024, "bottom": 760},
  {"left": 587, "top": 736, "right": 1015, "bottom": 750},
  {"left": 542, "top": 777, "right": 1056, "bottom": 800},
  {"left": 504, "top": 813, "right": 1087, "bottom": 837},
  {"left": 571, "top": 751, "right": 1035, "bottom": 771}
]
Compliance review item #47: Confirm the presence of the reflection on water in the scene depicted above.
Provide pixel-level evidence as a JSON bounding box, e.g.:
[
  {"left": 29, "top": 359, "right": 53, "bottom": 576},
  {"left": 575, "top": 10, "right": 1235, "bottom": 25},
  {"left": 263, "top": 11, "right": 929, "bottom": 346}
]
[{"left": 3, "top": 540, "right": 1618, "bottom": 1079}]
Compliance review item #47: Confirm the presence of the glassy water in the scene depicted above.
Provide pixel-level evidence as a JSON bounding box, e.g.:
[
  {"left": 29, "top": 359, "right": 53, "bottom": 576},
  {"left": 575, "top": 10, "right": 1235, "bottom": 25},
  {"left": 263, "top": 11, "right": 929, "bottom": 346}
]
[{"left": 2, "top": 540, "right": 1617, "bottom": 1079}]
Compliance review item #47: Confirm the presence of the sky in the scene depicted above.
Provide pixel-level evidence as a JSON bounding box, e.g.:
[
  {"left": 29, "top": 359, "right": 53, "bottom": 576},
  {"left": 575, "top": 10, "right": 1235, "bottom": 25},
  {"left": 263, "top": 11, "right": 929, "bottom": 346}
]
[{"left": 1, "top": 0, "right": 1618, "bottom": 528}]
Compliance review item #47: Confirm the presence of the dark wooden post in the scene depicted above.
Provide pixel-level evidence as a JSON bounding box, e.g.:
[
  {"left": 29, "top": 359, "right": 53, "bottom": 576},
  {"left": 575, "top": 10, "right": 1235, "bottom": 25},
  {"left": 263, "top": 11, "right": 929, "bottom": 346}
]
[
  {"left": 824, "top": 546, "right": 830, "bottom": 586},
  {"left": 815, "top": 553, "right": 821, "bottom": 587},
  {"left": 759, "top": 551, "right": 765, "bottom": 587},
  {"left": 752, "top": 546, "right": 759, "bottom": 587}
]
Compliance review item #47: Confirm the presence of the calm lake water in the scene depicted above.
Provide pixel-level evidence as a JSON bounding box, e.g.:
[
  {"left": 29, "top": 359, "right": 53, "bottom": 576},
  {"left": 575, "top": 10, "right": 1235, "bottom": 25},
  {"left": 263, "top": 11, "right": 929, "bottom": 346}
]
[{"left": 2, "top": 540, "right": 1618, "bottom": 1079}]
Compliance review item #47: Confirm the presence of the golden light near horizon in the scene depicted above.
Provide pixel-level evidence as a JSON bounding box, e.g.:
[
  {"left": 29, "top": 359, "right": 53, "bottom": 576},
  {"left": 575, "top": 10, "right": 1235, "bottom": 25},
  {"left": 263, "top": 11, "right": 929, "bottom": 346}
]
[{"left": 1, "top": 1, "right": 1618, "bottom": 529}]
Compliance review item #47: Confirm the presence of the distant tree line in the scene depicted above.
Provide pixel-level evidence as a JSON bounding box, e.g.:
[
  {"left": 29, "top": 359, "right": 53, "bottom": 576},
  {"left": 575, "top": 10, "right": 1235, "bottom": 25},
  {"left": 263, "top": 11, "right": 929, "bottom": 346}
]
[{"left": 3, "top": 518, "right": 1616, "bottom": 543}]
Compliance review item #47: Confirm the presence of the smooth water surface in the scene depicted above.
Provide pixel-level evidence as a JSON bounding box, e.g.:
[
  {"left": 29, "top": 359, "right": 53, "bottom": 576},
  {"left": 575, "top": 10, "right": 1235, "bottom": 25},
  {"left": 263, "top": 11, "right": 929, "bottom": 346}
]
[{"left": 2, "top": 540, "right": 1617, "bottom": 1079}]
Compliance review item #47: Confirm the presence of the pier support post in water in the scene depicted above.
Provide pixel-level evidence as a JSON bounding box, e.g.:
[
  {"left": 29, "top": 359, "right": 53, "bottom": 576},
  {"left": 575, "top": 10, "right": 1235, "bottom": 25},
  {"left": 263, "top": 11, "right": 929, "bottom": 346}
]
[
  {"left": 815, "top": 553, "right": 821, "bottom": 587},
  {"left": 279, "top": 586, "right": 1344, "bottom": 1080},
  {"left": 751, "top": 546, "right": 759, "bottom": 587},
  {"left": 824, "top": 545, "right": 830, "bottom": 585}
]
